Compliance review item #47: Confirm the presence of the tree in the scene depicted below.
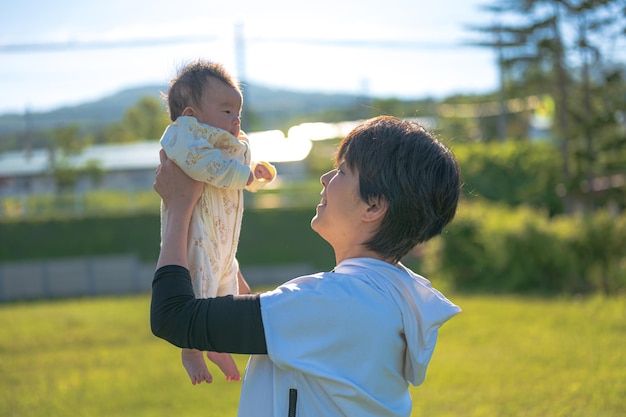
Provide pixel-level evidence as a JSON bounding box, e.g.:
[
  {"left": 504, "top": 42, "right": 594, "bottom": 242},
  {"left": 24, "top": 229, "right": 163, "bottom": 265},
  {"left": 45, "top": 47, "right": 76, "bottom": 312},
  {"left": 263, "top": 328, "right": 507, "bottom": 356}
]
[
  {"left": 122, "top": 96, "right": 170, "bottom": 140},
  {"left": 52, "top": 124, "right": 90, "bottom": 155},
  {"left": 50, "top": 124, "right": 91, "bottom": 192},
  {"left": 468, "top": 0, "right": 626, "bottom": 213},
  {"left": 566, "top": 1, "right": 626, "bottom": 211},
  {"left": 101, "top": 96, "right": 170, "bottom": 143}
]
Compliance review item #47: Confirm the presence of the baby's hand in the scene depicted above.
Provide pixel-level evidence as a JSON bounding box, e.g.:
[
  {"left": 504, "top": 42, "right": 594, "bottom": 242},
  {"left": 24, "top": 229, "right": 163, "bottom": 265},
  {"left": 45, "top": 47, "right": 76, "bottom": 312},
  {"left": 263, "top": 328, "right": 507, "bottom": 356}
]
[{"left": 255, "top": 164, "right": 273, "bottom": 181}]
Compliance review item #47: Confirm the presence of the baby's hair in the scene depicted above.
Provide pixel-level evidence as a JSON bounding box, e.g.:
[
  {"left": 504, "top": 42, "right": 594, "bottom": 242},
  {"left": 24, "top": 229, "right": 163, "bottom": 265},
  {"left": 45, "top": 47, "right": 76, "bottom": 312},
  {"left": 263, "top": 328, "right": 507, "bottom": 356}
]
[{"left": 164, "top": 59, "right": 241, "bottom": 121}]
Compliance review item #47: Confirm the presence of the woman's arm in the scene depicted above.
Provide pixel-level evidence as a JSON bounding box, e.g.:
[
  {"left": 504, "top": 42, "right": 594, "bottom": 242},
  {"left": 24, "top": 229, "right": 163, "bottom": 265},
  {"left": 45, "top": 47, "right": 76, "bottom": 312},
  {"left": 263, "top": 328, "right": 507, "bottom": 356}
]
[
  {"left": 237, "top": 267, "right": 252, "bottom": 295},
  {"left": 150, "top": 265, "right": 267, "bottom": 354},
  {"left": 150, "top": 150, "right": 267, "bottom": 354},
  {"left": 154, "top": 149, "right": 200, "bottom": 269}
]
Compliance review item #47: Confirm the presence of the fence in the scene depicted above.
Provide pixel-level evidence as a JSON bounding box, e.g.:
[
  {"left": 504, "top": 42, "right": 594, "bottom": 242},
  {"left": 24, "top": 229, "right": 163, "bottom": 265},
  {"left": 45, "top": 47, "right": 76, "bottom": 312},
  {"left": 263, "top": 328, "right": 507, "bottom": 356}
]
[
  {"left": 0, "top": 255, "right": 315, "bottom": 302},
  {"left": 0, "top": 255, "right": 152, "bottom": 302}
]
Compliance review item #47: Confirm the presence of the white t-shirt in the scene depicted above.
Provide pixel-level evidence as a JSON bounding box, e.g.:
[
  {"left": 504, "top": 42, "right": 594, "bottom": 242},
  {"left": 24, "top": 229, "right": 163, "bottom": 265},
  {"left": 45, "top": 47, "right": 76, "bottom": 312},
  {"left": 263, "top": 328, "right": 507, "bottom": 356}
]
[{"left": 237, "top": 257, "right": 461, "bottom": 417}]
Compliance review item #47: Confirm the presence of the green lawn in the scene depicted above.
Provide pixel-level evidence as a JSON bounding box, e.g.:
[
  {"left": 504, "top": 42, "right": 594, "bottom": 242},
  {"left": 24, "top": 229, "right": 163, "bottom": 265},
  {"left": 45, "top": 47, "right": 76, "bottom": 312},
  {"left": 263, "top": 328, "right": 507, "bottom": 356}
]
[{"left": 1, "top": 292, "right": 624, "bottom": 417}]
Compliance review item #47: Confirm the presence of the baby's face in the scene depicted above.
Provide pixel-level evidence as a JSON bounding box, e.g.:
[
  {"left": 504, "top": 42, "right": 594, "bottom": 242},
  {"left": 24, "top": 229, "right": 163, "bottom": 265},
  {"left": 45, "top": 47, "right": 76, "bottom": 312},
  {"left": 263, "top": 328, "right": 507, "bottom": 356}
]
[{"left": 194, "top": 79, "right": 242, "bottom": 138}]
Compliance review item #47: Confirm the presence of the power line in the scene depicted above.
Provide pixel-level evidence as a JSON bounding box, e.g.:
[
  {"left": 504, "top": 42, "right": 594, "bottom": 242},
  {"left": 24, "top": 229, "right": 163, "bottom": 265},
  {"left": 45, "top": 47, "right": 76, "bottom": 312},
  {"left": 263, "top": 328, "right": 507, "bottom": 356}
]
[
  {"left": 0, "top": 36, "right": 218, "bottom": 54},
  {"left": 248, "top": 37, "right": 464, "bottom": 50},
  {"left": 0, "top": 35, "right": 467, "bottom": 54}
]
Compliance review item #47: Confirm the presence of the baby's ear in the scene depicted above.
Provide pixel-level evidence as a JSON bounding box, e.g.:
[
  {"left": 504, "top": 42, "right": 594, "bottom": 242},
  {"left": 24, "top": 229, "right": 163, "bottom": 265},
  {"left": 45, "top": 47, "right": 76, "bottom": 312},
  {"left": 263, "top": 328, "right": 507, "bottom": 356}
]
[{"left": 181, "top": 107, "right": 195, "bottom": 117}]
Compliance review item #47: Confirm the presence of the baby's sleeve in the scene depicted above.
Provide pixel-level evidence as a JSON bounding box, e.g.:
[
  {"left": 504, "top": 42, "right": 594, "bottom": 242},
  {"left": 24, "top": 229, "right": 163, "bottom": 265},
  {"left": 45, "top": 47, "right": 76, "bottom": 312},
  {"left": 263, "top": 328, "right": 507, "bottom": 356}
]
[{"left": 160, "top": 117, "right": 250, "bottom": 188}]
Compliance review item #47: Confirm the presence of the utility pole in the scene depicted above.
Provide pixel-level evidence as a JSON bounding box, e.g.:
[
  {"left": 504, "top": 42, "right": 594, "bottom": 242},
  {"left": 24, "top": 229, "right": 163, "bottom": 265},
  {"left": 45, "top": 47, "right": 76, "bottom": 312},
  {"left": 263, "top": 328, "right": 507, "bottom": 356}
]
[
  {"left": 23, "top": 108, "right": 33, "bottom": 160},
  {"left": 234, "top": 22, "right": 250, "bottom": 132}
]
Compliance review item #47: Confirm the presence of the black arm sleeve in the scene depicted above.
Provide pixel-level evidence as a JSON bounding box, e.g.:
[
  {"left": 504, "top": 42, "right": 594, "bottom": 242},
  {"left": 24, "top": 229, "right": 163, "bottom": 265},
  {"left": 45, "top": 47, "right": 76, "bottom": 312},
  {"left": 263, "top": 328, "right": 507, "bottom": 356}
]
[{"left": 150, "top": 265, "right": 267, "bottom": 354}]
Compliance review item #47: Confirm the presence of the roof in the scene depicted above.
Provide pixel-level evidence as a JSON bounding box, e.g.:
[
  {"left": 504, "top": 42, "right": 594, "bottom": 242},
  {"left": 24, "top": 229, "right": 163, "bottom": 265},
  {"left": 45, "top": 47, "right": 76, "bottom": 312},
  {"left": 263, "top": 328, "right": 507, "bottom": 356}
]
[{"left": 0, "top": 141, "right": 161, "bottom": 177}]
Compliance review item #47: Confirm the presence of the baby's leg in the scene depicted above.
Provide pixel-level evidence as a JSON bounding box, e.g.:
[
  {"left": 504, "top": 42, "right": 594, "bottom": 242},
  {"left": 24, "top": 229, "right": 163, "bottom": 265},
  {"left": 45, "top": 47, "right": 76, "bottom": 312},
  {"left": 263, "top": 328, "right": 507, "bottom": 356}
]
[
  {"left": 206, "top": 351, "right": 241, "bottom": 381},
  {"left": 182, "top": 348, "right": 213, "bottom": 385}
]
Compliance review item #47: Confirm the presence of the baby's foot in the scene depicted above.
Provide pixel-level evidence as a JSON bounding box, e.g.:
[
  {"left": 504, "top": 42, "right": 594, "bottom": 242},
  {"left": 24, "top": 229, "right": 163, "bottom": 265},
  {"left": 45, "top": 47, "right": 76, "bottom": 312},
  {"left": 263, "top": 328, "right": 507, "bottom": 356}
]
[
  {"left": 182, "top": 348, "right": 213, "bottom": 385},
  {"left": 206, "top": 351, "right": 241, "bottom": 381}
]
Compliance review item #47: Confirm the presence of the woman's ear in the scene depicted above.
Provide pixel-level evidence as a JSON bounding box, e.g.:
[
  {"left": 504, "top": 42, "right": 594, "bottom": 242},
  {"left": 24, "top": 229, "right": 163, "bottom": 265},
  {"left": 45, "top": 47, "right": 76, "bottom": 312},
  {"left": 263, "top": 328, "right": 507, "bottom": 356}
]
[
  {"left": 181, "top": 107, "right": 195, "bottom": 117},
  {"left": 362, "top": 196, "right": 388, "bottom": 223}
]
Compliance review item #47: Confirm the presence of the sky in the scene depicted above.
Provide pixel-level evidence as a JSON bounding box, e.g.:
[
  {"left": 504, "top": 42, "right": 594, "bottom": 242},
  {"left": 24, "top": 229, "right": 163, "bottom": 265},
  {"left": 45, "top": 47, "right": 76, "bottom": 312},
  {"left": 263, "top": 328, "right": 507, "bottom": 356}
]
[{"left": 1, "top": 0, "right": 506, "bottom": 115}]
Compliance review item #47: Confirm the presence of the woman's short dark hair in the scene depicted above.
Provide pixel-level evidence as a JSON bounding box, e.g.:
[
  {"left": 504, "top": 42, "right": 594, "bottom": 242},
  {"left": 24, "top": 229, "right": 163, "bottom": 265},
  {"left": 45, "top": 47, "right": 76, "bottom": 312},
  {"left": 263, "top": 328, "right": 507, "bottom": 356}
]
[{"left": 336, "top": 115, "right": 461, "bottom": 262}]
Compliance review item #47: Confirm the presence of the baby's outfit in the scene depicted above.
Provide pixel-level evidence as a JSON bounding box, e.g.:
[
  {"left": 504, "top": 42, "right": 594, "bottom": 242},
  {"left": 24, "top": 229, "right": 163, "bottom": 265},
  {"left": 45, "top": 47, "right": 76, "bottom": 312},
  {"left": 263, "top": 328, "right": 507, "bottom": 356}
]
[{"left": 160, "top": 116, "right": 276, "bottom": 298}]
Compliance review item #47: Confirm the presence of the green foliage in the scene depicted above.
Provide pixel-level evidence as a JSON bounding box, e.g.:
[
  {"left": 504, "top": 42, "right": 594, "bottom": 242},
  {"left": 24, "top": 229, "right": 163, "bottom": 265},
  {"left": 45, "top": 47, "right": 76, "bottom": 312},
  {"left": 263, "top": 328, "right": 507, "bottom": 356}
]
[
  {"left": 98, "top": 95, "right": 169, "bottom": 143},
  {"left": 1, "top": 190, "right": 160, "bottom": 220},
  {"left": 238, "top": 208, "right": 335, "bottom": 271},
  {"left": 0, "top": 213, "right": 162, "bottom": 262},
  {"left": 50, "top": 164, "right": 80, "bottom": 191},
  {"left": 453, "top": 140, "right": 564, "bottom": 214},
  {"left": 99, "top": 122, "right": 136, "bottom": 143},
  {"left": 434, "top": 93, "right": 534, "bottom": 142},
  {"left": 0, "top": 207, "right": 334, "bottom": 270},
  {"left": 306, "top": 138, "right": 341, "bottom": 177},
  {"left": 1, "top": 294, "right": 624, "bottom": 416},
  {"left": 424, "top": 201, "right": 626, "bottom": 295},
  {"left": 48, "top": 124, "right": 100, "bottom": 191},
  {"left": 468, "top": 0, "right": 626, "bottom": 213},
  {"left": 570, "top": 210, "right": 626, "bottom": 294},
  {"left": 52, "top": 124, "right": 90, "bottom": 155},
  {"left": 122, "top": 96, "right": 170, "bottom": 140},
  {"left": 82, "top": 159, "right": 105, "bottom": 185}
]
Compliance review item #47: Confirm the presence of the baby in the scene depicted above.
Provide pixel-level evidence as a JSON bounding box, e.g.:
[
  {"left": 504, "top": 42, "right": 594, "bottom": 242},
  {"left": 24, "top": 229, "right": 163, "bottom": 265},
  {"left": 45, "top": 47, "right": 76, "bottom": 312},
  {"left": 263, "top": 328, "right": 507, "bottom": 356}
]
[{"left": 159, "top": 59, "right": 275, "bottom": 384}]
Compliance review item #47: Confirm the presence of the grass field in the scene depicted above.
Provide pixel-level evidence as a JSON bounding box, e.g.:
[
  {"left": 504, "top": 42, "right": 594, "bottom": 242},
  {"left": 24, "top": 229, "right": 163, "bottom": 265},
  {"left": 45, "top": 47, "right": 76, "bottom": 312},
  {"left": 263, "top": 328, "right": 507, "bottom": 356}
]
[{"left": 1, "top": 291, "right": 624, "bottom": 417}]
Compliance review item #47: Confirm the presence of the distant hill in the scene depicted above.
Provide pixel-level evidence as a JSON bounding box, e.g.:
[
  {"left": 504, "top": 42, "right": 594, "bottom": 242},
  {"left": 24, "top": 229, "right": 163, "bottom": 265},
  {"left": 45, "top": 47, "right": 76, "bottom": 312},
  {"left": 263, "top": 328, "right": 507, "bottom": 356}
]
[
  {"left": 0, "top": 83, "right": 371, "bottom": 137},
  {"left": 0, "top": 85, "right": 166, "bottom": 134}
]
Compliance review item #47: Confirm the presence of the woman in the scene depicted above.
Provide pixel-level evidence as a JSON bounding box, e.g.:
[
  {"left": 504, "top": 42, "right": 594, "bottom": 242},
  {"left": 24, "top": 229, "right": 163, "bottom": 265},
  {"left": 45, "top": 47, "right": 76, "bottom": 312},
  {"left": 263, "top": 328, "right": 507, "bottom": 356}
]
[{"left": 151, "top": 115, "right": 462, "bottom": 417}]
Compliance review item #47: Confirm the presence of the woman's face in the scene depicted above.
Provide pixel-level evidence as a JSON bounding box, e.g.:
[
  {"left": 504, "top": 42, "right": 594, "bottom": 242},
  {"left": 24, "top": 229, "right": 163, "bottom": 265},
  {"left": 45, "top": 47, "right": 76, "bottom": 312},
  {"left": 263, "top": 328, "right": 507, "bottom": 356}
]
[{"left": 311, "top": 161, "right": 369, "bottom": 249}]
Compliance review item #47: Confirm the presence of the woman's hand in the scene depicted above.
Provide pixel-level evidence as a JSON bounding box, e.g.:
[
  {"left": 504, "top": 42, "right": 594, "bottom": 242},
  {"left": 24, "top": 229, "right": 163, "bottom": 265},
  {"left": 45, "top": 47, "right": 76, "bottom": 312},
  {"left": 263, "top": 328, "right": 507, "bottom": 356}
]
[{"left": 154, "top": 149, "right": 203, "bottom": 210}]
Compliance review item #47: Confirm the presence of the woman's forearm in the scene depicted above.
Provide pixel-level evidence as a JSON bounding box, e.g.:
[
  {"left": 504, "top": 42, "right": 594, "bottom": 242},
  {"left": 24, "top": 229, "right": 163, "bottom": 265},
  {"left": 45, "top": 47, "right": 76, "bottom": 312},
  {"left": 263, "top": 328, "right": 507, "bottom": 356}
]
[
  {"left": 156, "top": 202, "right": 194, "bottom": 270},
  {"left": 154, "top": 147, "right": 201, "bottom": 270},
  {"left": 150, "top": 265, "right": 268, "bottom": 354}
]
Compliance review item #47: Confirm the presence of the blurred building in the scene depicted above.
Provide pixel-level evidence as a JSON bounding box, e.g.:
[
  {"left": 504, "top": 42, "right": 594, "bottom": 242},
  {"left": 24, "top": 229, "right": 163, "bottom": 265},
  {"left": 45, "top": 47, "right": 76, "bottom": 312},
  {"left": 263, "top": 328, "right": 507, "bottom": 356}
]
[{"left": 0, "top": 141, "right": 161, "bottom": 197}]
